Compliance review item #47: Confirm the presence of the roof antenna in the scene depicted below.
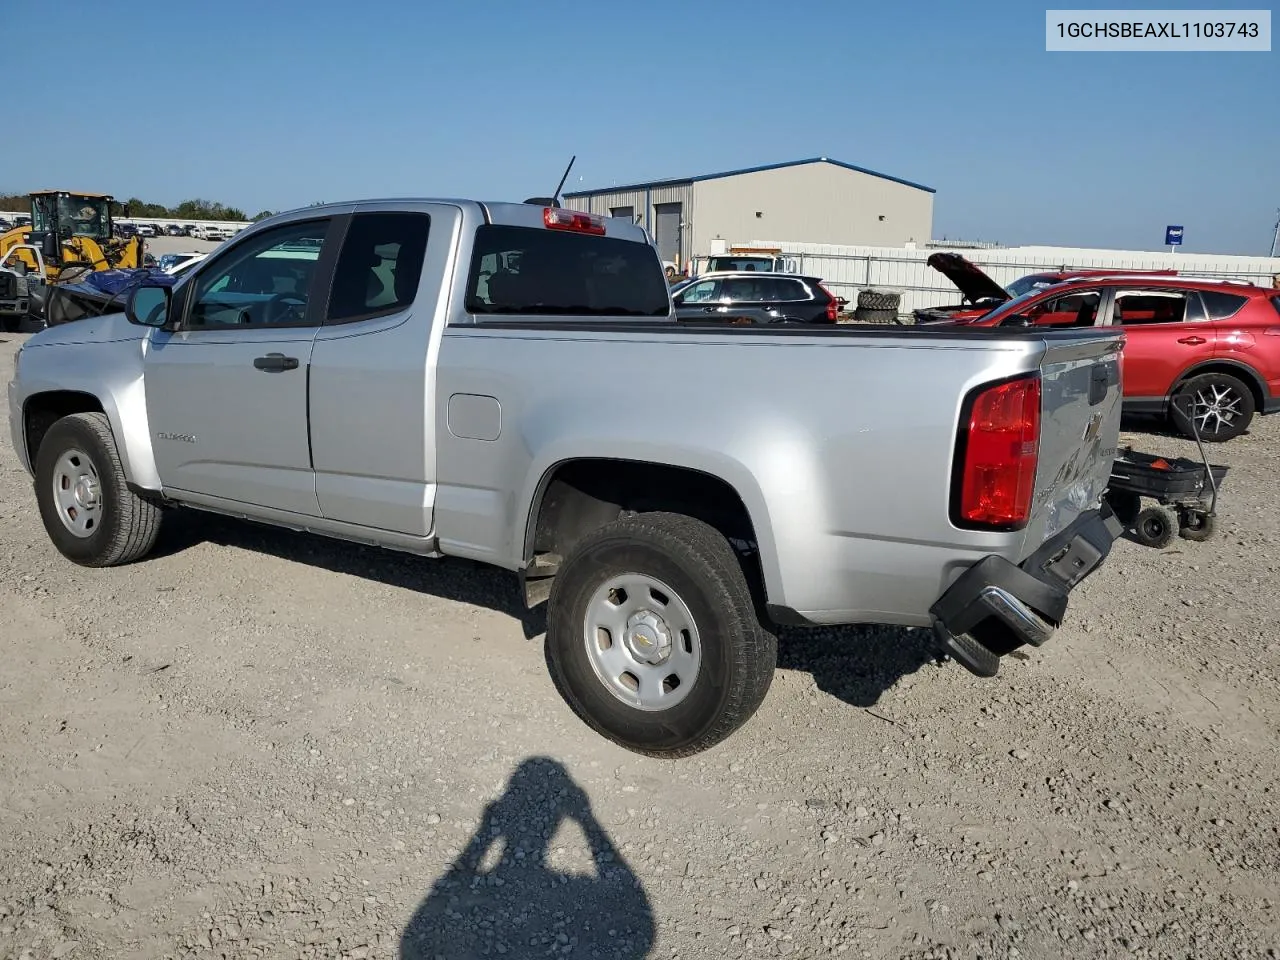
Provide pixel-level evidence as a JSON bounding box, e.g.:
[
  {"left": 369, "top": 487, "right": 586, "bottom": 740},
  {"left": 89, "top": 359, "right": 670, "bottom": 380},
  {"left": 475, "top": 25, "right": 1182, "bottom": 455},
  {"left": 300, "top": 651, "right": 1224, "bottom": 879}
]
[{"left": 524, "top": 155, "right": 576, "bottom": 207}]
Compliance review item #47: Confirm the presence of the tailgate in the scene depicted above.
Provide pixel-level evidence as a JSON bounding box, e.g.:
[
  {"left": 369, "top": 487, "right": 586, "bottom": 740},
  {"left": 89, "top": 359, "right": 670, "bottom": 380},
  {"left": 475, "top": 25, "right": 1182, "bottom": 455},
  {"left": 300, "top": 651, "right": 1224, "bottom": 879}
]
[{"left": 1019, "top": 331, "right": 1124, "bottom": 555}]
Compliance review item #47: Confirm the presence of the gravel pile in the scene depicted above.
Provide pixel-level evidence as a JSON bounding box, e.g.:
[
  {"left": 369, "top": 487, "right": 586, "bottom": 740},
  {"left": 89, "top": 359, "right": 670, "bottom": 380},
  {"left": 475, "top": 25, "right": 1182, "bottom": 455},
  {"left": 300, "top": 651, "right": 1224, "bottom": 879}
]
[{"left": 0, "top": 335, "right": 1277, "bottom": 959}]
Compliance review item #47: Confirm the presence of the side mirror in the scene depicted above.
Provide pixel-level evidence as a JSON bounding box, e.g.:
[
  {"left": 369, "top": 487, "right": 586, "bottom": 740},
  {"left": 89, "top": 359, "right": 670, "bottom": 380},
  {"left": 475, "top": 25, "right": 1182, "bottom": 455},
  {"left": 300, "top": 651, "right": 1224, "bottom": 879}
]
[
  {"left": 41, "top": 233, "right": 58, "bottom": 260},
  {"left": 125, "top": 283, "right": 172, "bottom": 328},
  {"left": 671, "top": 294, "right": 684, "bottom": 305},
  {"left": 1001, "top": 314, "right": 1034, "bottom": 327}
]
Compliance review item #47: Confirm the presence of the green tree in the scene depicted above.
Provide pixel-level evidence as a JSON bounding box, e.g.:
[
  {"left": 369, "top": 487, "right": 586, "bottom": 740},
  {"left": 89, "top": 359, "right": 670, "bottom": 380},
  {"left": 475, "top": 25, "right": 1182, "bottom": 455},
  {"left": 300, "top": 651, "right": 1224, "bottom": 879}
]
[{"left": 252, "top": 210, "right": 275, "bottom": 221}]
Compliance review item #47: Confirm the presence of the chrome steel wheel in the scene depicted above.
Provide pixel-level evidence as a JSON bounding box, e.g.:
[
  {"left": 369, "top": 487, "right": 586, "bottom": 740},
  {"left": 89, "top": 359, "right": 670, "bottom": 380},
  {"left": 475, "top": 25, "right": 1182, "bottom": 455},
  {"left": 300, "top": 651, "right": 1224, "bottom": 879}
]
[
  {"left": 51, "top": 448, "right": 103, "bottom": 538},
  {"left": 583, "top": 573, "right": 702, "bottom": 712},
  {"left": 1188, "top": 382, "right": 1244, "bottom": 437}
]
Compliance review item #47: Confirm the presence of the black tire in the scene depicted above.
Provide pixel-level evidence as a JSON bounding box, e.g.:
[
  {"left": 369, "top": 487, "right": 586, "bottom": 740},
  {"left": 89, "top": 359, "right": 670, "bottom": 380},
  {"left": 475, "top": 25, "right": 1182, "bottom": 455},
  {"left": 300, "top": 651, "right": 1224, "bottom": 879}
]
[
  {"left": 1106, "top": 490, "right": 1142, "bottom": 527},
  {"left": 33, "top": 412, "right": 164, "bottom": 567},
  {"left": 1178, "top": 510, "right": 1216, "bottom": 542},
  {"left": 1132, "top": 505, "right": 1176, "bottom": 549},
  {"left": 1171, "top": 373, "right": 1255, "bottom": 443},
  {"left": 545, "top": 511, "right": 778, "bottom": 758},
  {"left": 856, "top": 289, "right": 901, "bottom": 312},
  {"left": 853, "top": 307, "right": 898, "bottom": 325}
]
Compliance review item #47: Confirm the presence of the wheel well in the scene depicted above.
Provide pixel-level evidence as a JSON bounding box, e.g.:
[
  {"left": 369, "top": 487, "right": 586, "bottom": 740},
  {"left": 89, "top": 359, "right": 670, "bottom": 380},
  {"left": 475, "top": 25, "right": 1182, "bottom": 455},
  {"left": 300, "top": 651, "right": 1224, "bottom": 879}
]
[
  {"left": 22, "top": 392, "right": 104, "bottom": 466},
  {"left": 1175, "top": 362, "right": 1266, "bottom": 411},
  {"left": 522, "top": 459, "right": 762, "bottom": 608}
]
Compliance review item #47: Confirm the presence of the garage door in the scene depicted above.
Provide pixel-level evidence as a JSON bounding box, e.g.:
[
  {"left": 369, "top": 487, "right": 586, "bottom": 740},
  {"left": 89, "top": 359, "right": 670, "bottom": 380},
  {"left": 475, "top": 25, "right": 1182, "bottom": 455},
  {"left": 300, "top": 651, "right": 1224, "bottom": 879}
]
[{"left": 654, "top": 203, "right": 682, "bottom": 264}]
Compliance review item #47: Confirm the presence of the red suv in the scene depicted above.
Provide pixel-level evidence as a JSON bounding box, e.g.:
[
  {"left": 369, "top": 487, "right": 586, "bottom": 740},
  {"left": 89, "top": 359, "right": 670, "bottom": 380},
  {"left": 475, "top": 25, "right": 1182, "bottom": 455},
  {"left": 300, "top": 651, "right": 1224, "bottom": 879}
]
[{"left": 941, "top": 275, "right": 1280, "bottom": 441}]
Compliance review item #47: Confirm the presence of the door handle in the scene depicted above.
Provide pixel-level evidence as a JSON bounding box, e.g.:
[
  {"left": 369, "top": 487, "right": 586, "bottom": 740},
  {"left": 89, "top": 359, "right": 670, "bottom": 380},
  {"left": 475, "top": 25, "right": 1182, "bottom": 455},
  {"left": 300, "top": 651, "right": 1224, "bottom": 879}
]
[
  {"left": 1176, "top": 336, "right": 1206, "bottom": 345},
  {"left": 701, "top": 306, "right": 717, "bottom": 313},
  {"left": 253, "top": 353, "right": 299, "bottom": 371}
]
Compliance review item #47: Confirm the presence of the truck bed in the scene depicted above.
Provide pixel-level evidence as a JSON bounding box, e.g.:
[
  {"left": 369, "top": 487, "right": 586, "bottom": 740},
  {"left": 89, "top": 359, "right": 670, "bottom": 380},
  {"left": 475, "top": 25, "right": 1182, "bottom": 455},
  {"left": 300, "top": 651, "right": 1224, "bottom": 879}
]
[{"left": 432, "top": 319, "right": 1124, "bottom": 626}]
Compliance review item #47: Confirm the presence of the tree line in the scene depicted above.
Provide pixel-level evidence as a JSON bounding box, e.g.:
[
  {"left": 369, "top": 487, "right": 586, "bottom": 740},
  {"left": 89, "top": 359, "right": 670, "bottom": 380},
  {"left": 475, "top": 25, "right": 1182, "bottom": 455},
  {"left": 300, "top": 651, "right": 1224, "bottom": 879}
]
[{"left": 0, "top": 192, "right": 274, "bottom": 223}]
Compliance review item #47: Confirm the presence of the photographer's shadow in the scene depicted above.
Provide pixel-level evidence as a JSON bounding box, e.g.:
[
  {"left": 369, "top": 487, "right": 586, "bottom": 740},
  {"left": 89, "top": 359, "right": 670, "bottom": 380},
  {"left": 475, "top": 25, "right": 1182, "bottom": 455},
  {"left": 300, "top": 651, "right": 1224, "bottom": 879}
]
[{"left": 400, "top": 757, "right": 654, "bottom": 960}]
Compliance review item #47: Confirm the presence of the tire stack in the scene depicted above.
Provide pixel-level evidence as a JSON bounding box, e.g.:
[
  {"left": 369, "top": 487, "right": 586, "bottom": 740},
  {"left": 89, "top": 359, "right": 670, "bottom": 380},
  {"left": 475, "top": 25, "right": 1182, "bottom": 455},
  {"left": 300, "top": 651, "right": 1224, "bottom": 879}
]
[{"left": 852, "top": 288, "right": 903, "bottom": 325}]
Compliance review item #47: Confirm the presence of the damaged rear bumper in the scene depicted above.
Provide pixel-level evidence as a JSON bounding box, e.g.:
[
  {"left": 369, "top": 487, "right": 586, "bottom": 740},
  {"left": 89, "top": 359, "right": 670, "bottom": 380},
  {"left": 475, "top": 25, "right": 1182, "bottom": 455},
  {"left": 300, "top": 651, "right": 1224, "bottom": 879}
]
[{"left": 930, "top": 505, "right": 1124, "bottom": 677}]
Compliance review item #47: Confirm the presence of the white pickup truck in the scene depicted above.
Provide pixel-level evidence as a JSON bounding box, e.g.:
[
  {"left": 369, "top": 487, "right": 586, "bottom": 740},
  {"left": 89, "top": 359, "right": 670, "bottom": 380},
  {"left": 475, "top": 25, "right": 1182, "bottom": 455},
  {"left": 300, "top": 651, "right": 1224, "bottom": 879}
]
[{"left": 7, "top": 198, "right": 1126, "bottom": 756}]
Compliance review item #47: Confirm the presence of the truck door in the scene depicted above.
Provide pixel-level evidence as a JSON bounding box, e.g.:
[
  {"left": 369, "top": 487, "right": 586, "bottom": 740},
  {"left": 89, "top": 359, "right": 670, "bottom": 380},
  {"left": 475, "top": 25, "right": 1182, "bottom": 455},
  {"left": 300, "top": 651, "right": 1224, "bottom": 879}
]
[
  {"left": 307, "top": 206, "right": 439, "bottom": 536},
  {"left": 143, "top": 216, "right": 343, "bottom": 516}
]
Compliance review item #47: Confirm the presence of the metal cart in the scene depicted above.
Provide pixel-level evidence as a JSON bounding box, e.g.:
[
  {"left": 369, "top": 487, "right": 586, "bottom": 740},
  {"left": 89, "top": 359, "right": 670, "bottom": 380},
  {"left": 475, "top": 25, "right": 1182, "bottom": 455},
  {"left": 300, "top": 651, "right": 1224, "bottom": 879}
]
[{"left": 1104, "top": 446, "right": 1228, "bottom": 548}]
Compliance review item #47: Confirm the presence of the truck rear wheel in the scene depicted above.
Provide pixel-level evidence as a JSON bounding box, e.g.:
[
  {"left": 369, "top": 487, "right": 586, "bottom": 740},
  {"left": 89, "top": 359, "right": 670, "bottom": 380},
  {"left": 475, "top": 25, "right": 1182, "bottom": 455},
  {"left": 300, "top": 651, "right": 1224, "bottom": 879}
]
[
  {"left": 545, "top": 512, "right": 777, "bottom": 758},
  {"left": 33, "top": 412, "right": 164, "bottom": 567}
]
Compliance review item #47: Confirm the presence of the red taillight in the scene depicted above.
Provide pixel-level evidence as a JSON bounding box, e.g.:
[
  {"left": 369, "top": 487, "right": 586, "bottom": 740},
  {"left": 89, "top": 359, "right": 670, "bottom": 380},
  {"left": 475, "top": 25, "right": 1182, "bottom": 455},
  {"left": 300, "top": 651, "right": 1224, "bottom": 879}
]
[
  {"left": 543, "top": 207, "right": 606, "bottom": 235},
  {"left": 955, "top": 375, "right": 1041, "bottom": 529},
  {"left": 818, "top": 283, "right": 838, "bottom": 321}
]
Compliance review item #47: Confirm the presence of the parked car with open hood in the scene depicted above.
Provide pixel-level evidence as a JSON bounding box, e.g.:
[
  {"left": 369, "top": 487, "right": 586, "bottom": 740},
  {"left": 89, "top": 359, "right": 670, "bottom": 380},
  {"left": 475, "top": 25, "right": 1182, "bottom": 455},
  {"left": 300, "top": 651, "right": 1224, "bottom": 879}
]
[{"left": 914, "top": 252, "right": 1177, "bottom": 324}]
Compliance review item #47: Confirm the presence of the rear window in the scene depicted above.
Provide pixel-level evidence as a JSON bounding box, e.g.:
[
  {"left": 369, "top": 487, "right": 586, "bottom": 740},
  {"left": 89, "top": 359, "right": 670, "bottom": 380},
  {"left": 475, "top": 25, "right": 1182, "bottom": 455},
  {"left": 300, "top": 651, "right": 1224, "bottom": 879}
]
[
  {"left": 1199, "top": 290, "right": 1249, "bottom": 320},
  {"left": 707, "top": 256, "right": 775, "bottom": 272},
  {"left": 466, "top": 225, "right": 669, "bottom": 317}
]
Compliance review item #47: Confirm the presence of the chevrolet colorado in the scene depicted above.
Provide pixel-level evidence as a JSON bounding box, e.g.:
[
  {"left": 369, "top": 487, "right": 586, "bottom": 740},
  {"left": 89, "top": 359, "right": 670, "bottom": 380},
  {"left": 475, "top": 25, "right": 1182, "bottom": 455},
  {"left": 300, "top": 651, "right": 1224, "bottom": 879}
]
[{"left": 8, "top": 198, "right": 1126, "bottom": 756}]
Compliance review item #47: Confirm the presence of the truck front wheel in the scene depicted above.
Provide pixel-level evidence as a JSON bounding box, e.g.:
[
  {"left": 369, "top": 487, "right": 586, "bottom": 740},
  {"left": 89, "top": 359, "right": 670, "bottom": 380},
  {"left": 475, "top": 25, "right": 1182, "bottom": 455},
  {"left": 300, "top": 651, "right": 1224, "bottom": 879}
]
[
  {"left": 545, "top": 511, "right": 777, "bottom": 758},
  {"left": 33, "top": 412, "right": 164, "bottom": 567}
]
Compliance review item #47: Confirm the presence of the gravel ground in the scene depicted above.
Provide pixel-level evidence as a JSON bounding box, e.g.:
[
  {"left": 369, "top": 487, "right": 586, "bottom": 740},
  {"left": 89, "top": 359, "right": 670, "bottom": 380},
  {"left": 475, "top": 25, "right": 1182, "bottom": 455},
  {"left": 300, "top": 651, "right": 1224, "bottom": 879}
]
[{"left": 0, "top": 332, "right": 1277, "bottom": 960}]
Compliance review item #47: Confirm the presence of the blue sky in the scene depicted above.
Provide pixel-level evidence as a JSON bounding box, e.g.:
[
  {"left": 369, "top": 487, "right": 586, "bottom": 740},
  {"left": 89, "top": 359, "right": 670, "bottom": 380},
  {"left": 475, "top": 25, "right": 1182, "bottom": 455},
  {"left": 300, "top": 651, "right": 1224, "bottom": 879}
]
[{"left": 6, "top": 1, "right": 1276, "bottom": 254}]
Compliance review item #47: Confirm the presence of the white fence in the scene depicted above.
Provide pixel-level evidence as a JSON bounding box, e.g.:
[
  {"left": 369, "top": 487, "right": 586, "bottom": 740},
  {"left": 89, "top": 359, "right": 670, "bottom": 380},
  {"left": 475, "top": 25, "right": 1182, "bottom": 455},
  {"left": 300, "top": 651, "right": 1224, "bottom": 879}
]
[{"left": 749, "top": 240, "right": 1280, "bottom": 315}]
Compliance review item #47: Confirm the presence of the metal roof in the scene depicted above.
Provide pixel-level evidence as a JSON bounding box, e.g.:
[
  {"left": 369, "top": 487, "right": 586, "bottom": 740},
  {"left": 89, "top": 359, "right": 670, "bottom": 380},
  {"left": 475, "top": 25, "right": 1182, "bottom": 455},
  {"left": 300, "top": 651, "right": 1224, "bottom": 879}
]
[{"left": 562, "top": 157, "right": 936, "bottom": 198}]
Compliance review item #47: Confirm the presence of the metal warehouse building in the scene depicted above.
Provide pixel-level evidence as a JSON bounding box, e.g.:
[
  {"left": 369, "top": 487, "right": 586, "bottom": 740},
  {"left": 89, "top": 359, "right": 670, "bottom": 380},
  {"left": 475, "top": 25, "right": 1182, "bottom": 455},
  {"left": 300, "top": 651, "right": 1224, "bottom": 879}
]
[{"left": 561, "top": 156, "right": 935, "bottom": 269}]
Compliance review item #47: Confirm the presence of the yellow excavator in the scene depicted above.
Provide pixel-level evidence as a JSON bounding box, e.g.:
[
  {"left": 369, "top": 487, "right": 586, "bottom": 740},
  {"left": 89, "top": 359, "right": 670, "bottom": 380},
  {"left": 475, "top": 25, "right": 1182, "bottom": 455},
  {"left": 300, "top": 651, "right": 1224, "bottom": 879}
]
[{"left": 0, "top": 189, "right": 145, "bottom": 282}]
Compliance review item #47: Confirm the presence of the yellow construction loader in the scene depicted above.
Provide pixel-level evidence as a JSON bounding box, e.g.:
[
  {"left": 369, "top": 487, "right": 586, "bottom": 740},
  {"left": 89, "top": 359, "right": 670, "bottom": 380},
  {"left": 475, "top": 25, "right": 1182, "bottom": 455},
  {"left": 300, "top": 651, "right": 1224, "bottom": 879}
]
[{"left": 0, "top": 190, "right": 144, "bottom": 283}]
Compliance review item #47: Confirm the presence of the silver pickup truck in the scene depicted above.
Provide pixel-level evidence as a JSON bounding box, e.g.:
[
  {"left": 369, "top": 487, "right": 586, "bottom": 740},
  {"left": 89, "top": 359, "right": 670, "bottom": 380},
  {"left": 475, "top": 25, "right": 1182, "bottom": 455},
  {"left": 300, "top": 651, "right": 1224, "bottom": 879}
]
[{"left": 7, "top": 199, "right": 1126, "bottom": 757}]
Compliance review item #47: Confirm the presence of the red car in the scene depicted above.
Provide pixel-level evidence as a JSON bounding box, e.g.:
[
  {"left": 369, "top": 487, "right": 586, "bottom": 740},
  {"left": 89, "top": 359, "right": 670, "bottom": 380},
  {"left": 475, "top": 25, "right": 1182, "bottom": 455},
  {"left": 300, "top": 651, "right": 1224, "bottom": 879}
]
[
  {"left": 914, "top": 252, "right": 1176, "bottom": 324},
  {"left": 939, "top": 274, "right": 1280, "bottom": 442}
]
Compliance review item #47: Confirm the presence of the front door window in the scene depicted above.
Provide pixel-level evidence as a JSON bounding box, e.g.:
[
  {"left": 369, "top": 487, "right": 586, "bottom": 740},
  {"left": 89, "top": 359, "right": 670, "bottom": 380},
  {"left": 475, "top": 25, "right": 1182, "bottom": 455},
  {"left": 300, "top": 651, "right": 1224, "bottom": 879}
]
[{"left": 187, "top": 221, "right": 329, "bottom": 328}]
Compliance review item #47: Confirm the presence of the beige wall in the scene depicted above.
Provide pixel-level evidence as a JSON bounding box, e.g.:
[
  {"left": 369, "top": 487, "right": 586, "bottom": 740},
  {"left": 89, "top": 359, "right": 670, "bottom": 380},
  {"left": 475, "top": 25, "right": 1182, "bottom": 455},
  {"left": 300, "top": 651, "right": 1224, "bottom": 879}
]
[{"left": 690, "top": 162, "right": 933, "bottom": 254}]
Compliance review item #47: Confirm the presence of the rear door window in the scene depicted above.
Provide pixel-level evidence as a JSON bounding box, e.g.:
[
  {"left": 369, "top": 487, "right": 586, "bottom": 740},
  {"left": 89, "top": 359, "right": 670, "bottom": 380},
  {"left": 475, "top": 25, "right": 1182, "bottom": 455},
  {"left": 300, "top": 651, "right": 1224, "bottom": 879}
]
[
  {"left": 465, "top": 225, "right": 669, "bottom": 317},
  {"left": 1113, "top": 288, "right": 1206, "bottom": 325},
  {"left": 719, "top": 277, "right": 770, "bottom": 302},
  {"left": 327, "top": 212, "right": 431, "bottom": 323}
]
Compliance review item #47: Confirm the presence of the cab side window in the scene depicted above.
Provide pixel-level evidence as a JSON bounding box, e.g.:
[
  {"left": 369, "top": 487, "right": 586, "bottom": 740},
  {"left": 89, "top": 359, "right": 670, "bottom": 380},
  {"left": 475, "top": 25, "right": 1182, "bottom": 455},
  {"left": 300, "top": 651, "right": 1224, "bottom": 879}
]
[
  {"left": 188, "top": 220, "right": 329, "bottom": 328},
  {"left": 327, "top": 212, "right": 431, "bottom": 323}
]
